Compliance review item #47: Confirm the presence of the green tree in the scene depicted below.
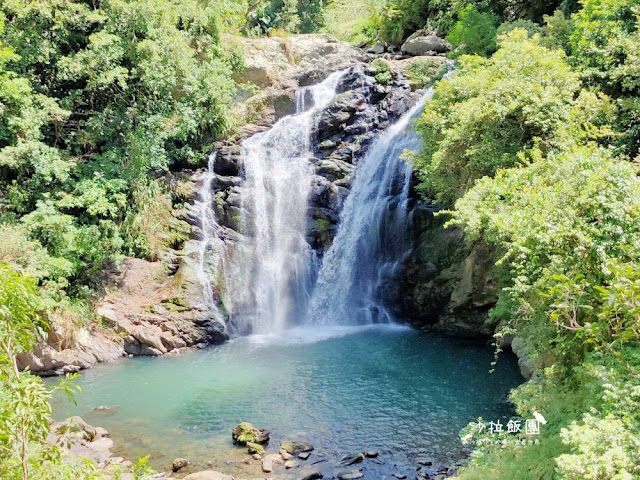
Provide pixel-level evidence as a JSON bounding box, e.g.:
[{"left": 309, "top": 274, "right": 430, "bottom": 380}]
[
  {"left": 446, "top": 3, "right": 498, "bottom": 56},
  {"left": 413, "top": 29, "right": 580, "bottom": 205}
]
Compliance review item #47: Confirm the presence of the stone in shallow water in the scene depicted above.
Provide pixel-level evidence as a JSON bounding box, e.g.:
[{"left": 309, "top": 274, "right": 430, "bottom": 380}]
[
  {"left": 285, "top": 460, "right": 299, "bottom": 469},
  {"left": 299, "top": 472, "right": 323, "bottom": 480},
  {"left": 246, "top": 442, "right": 264, "bottom": 454},
  {"left": 392, "top": 474, "right": 407, "bottom": 479},
  {"left": 281, "top": 449, "right": 294, "bottom": 460},
  {"left": 262, "top": 456, "right": 274, "bottom": 473},
  {"left": 364, "top": 451, "right": 378, "bottom": 458},
  {"left": 232, "top": 422, "right": 269, "bottom": 445},
  {"left": 298, "top": 451, "right": 311, "bottom": 460},
  {"left": 339, "top": 452, "right": 365, "bottom": 466},
  {"left": 183, "top": 472, "right": 232, "bottom": 480},
  {"left": 172, "top": 457, "right": 189, "bottom": 472},
  {"left": 282, "top": 439, "right": 315, "bottom": 454},
  {"left": 338, "top": 470, "right": 364, "bottom": 480}
]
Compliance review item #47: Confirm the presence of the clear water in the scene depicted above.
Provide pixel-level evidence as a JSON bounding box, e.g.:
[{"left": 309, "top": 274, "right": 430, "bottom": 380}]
[{"left": 51, "top": 325, "right": 522, "bottom": 477}]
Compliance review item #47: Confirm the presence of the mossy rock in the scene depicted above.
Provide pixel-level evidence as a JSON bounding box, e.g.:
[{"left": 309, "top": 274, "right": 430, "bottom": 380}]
[
  {"left": 246, "top": 442, "right": 265, "bottom": 454},
  {"left": 232, "top": 422, "right": 270, "bottom": 446}
]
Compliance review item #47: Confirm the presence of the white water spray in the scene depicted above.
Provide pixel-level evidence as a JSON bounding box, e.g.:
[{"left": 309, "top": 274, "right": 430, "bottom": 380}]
[{"left": 308, "top": 89, "right": 434, "bottom": 325}]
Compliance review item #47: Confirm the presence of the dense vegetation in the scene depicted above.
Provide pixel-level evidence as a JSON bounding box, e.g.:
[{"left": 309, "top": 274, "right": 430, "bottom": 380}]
[
  {"left": 409, "top": 0, "right": 640, "bottom": 478},
  {"left": 2, "top": 0, "right": 640, "bottom": 478},
  {"left": 0, "top": 1, "right": 246, "bottom": 478}
]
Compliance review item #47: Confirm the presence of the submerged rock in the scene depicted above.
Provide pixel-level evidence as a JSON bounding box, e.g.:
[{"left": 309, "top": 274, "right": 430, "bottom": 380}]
[
  {"left": 172, "top": 457, "right": 189, "bottom": 472},
  {"left": 281, "top": 440, "right": 314, "bottom": 454},
  {"left": 299, "top": 472, "right": 323, "bottom": 480},
  {"left": 232, "top": 422, "right": 270, "bottom": 446},
  {"left": 183, "top": 472, "right": 233, "bottom": 480},
  {"left": 339, "top": 452, "right": 365, "bottom": 466},
  {"left": 338, "top": 470, "right": 364, "bottom": 480}
]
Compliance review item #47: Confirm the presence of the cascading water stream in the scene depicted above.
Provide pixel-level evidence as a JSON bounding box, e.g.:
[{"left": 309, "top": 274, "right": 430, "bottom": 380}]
[
  {"left": 215, "top": 70, "right": 348, "bottom": 335},
  {"left": 199, "top": 70, "right": 435, "bottom": 333},
  {"left": 308, "top": 90, "right": 433, "bottom": 325},
  {"left": 196, "top": 153, "right": 226, "bottom": 327}
]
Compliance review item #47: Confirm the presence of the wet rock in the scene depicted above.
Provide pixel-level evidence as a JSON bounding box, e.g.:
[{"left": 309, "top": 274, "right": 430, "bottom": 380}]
[
  {"left": 247, "top": 442, "right": 265, "bottom": 454},
  {"left": 91, "top": 405, "right": 120, "bottom": 414},
  {"left": 232, "top": 422, "right": 270, "bottom": 445},
  {"left": 261, "top": 453, "right": 284, "bottom": 473},
  {"left": 298, "top": 451, "right": 311, "bottom": 460},
  {"left": 281, "top": 440, "right": 314, "bottom": 454},
  {"left": 368, "top": 42, "right": 387, "bottom": 54},
  {"left": 338, "top": 470, "right": 364, "bottom": 480},
  {"left": 299, "top": 472, "right": 323, "bottom": 480},
  {"left": 262, "top": 455, "right": 274, "bottom": 473},
  {"left": 281, "top": 449, "right": 294, "bottom": 460},
  {"left": 364, "top": 451, "right": 378, "bottom": 458},
  {"left": 392, "top": 474, "right": 407, "bottom": 479},
  {"left": 285, "top": 460, "right": 300, "bottom": 468},
  {"left": 340, "top": 452, "right": 365, "bottom": 466},
  {"left": 172, "top": 458, "right": 189, "bottom": 472}
]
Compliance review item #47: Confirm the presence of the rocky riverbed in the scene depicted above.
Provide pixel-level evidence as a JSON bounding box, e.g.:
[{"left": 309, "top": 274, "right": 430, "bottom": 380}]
[{"left": 53, "top": 416, "right": 460, "bottom": 480}]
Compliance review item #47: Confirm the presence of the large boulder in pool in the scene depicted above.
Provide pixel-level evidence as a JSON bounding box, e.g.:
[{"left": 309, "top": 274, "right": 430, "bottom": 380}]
[{"left": 232, "top": 422, "right": 270, "bottom": 445}]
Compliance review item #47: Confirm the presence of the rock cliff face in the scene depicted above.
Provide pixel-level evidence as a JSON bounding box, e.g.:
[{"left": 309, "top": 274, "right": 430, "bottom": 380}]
[
  {"left": 390, "top": 206, "right": 501, "bottom": 337},
  {"left": 211, "top": 64, "right": 421, "bottom": 258},
  {"left": 18, "top": 257, "right": 227, "bottom": 376}
]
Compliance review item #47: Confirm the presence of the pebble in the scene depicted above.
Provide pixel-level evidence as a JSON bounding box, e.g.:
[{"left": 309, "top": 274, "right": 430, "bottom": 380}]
[
  {"left": 364, "top": 451, "right": 378, "bottom": 458},
  {"left": 392, "top": 474, "right": 406, "bottom": 479},
  {"left": 262, "top": 456, "right": 273, "bottom": 473},
  {"left": 299, "top": 472, "right": 323, "bottom": 480},
  {"left": 337, "top": 471, "right": 364, "bottom": 480},
  {"left": 285, "top": 460, "right": 299, "bottom": 469},
  {"left": 281, "top": 449, "right": 294, "bottom": 460}
]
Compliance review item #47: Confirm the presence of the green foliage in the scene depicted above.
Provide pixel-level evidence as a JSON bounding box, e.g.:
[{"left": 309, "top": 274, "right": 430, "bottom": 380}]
[
  {"left": 414, "top": 29, "right": 580, "bottom": 205},
  {"left": 322, "top": 0, "right": 384, "bottom": 44},
  {"left": 371, "top": 58, "right": 394, "bottom": 85},
  {"left": 0, "top": 264, "right": 100, "bottom": 479},
  {"left": 446, "top": 4, "right": 498, "bottom": 57},
  {"left": 405, "top": 58, "right": 448, "bottom": 88},
  {"left": 245, "top": 0, "right": 329, "bottom": 35},
  {"left": 569, "top": 0, "right": 640, "bottom": 156},
  {"left": 0, "top": 0, "right": 241, "bottom": 300},
  {"left": 369, "top": 0, "right": 468, "bottom": 43}
]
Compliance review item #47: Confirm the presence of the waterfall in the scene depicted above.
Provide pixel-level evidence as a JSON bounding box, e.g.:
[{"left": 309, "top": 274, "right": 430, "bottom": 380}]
[
  {"left": 221, "top": 70, "right": 348, "bottom": 334},
  {"left": 196, "top": 153, "right": 227, "bottom": 327},
  {"left": 308, "top": 90, "right": 433, "bottom": 325},
  {"left": 199, "top": 69, "right": 434, "bottom": 334}
]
